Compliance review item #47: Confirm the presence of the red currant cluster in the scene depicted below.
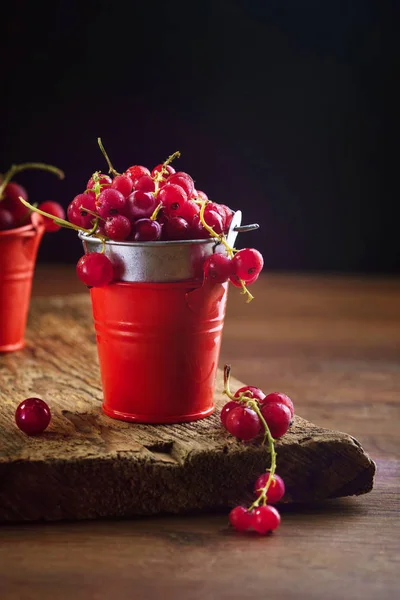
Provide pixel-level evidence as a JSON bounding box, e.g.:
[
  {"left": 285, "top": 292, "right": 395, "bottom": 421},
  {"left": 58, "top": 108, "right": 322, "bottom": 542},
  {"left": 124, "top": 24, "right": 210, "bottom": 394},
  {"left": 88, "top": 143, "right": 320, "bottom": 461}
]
[
  {"left": 221, "top": 365, "right": 294, "bottom": 535},
  {"left": 0, "top": 163, "right": 65, "bottom": 231},
  {"left": 22, "top": 140, "right": 264, "bottom": 300}
]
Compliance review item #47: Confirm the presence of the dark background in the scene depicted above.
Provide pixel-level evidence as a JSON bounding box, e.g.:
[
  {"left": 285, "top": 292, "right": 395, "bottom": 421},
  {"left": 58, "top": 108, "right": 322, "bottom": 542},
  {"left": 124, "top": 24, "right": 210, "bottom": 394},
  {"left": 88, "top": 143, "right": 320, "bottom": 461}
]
[{"left": 0, "top": 0, "right": 397, "bottom": 273}]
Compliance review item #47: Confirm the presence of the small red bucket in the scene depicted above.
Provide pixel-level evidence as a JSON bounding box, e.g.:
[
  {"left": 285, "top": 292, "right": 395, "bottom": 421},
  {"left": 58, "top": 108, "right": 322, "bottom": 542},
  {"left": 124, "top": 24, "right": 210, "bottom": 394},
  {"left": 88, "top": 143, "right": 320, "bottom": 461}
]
[
  {"left": 0, "top": 215, "right": 45, "bottom": 352},
  {"left": 91, "top": 279, "right": 228, "bottom": 423}
]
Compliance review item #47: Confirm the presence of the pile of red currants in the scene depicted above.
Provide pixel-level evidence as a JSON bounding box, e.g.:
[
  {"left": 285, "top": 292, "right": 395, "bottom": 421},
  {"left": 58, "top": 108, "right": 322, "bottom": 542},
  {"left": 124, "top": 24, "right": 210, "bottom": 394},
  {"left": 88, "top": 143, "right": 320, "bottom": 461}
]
[
  {"left": 22, "top": 140, "right": 264, "bottom": 298},
  {"left": 221, "top": 365, "right": 294, "bottom": 535},
  {"left": 0, "top": 162, "right": 65, "bottom": 232}
]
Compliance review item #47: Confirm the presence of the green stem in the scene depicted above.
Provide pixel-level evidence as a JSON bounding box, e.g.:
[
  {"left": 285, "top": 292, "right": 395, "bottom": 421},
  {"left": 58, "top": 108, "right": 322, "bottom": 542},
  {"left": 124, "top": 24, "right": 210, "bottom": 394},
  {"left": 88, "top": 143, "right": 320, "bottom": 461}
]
[
  {"left": 246, "top": 399, "right": 277, "bottom": 509},
  {"left": 0, "top": 162, "right": 64, "bottom": 201},
  {"left": 97, "top": 138, "right": 119, "bottom": 177},
  {"left": 150, "top": 202, "right": 163, "bottom": 221},
  {"left": 18, "top": 196, "right": 105, "bottom": 238}
]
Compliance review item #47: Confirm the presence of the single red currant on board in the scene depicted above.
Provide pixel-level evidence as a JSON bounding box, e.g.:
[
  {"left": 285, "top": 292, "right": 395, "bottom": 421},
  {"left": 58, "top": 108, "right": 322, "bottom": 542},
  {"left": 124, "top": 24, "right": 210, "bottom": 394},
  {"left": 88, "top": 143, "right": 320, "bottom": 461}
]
[
  {"left": 252, "top": 505, "right": 281, "bottom": 534},
  {"left": 225, "top": 405, "right": 261, "bottom": 441},
  {"left": 229, "top": 506, "right": 254, "bottom": 532},
  {"left": 232, "top": 248, "right": 264, "bottom": 282},
  {"left": 261, "top": 392, "right": 294, "bottom": 418},
  {"left": 37, "top": 201, "right": 65, "bottom": 232},
  {"left": 261, "top": 402, "right": 291, "bottom": 438},
  {"left": 220, "top": 400, "right": 241, "bottom": 427},
  {"left": 76, "top": 253, "right": 114, "bottom": 287},
  {"left": 254, "top": 473, "right": 285, "bottom": 504},
  {"left": 234, "top": 385, "right": 266, "bottom": 402},
  {"left": 15, "top": 398, "right": 51, "bottom": 435},
  {"left": 203, "top": 254, "right": 232, "bottom": 283}
]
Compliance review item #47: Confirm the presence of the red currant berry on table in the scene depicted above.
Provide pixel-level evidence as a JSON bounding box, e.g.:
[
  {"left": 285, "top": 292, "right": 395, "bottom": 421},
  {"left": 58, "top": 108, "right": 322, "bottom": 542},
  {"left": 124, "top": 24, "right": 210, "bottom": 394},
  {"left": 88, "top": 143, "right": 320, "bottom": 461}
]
[
  {"left": 125, "top": 165, "right": 150, "bottom": 182},
  {"left": 111, "top": 174, "right": 133, "bottom": 197},
  {"left": 76, "top": 253, "right": 114, "bottom": 287},
  {"left": 37, "top": 201, "right": 65, "bottom": 232},
  {"left": 225, "top": 405, "right": 261, "bottom": 441},
  {"left": 104, "top": 215, "right": 132, "bottom": 241},
  {"left": 15, "top": 398, "right": 51, "bottom": 435},
  {"left": 126, "top": 190, "right": 158, "bottom": 221},
  {"left": 134, "top": 218, "right": 162, "bottom": 241},
  {"left": 254, "top": 473, "right": 285, "bottom": 504},
  {"left": 0, "top": 207, "right": 16, "bottom": 230},
  {"left": 252, "top": 505, "right": 281, "bottom": 534},
  {"left": 261, "top": 392, "right": 294, "bottom": 418},
  {"left": 96, "top": 188, "right": 127, "bottom": 218},
  {"left": 232, "top": 248, "right": 264, "bottom": 282},
  {"left": 234, "top": 385, "right": 266, "bottom": 402},
  {"left": 163, "top": 217, "right": 190, "bottom": 240},
  {"left": 220, "top": 400, "right": 241, "bottom": 427},
  {"left": 229, "top": 506, "right": 253, "bottom": 532},
  {"left": 203, "top": 254, "right": 232, "bottom": 283},
  {"left": 261, "top": 402, "right": 291, "bottom": 438},
  {"left": 87, "top": 173, "right": 112, "bottom": 191}
]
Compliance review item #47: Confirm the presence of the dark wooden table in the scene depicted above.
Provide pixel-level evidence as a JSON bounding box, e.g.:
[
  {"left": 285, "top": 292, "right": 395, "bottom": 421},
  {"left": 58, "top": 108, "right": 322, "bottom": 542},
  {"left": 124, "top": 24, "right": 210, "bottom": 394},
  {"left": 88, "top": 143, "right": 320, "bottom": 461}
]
[{"left": 1, "top": 266, "right": 399, "bottom": 600}]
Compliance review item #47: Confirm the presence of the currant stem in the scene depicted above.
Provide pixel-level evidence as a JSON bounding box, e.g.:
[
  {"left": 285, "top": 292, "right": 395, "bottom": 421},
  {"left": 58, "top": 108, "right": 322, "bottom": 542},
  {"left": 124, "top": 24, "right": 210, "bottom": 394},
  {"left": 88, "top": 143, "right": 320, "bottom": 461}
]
[
  {"left": 240, "top": 279, "right": 254, "bottom": 303},
  {"left": 80, "top": 207, "right": 106, "bottom": 222},
  {"left": 223, "top": 364, "right": 234, "bottom": 399},
  {"left": 18, "top": 196, "right": 107, "bottom": 239},
  {"left": 0, "top": 162, "right": 64, "bottom": 201},
  {"left": 199, "top": 201, "right": 234, "bottom": 257},
  {"left": 150, "top": 202, "right": 163, "bottom": 221},
  {"left": 97, "top": 138, "right": 120, "bottom": 177},
  {"left": 246, "top": 399, "right": 277, "bottom": 510}
]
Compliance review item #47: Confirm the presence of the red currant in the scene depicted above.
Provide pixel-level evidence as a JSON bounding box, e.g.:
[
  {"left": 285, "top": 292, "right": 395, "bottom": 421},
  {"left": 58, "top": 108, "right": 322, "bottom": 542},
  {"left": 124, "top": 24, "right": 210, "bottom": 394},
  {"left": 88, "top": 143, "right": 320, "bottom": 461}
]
[
  {"left": 232, "top": 248, "right": 264, "bottom": 282},
  {"left": 76, "top": 253, "right": 114, "bottom": 287},
  {"left": 225, "top": 406, "right": 261, "bottom": 441},
  {"left": 111, "top": 174, "right": 133, "bottom": 197},
  {"left": 96, "top": 188, "right": 127, "bottom": 218},
  {"left": 229, "top": 271, "right": 259, "bottom": 288},
  {"left": 126, "top": 190, "right": 158, "bottom": 221},
  {"left": 220, "top": 400, "right": 241, "bottom": 427},
  {"left": 229, "top": 506, "right": 253, "bottom": 532},
  {"left": 252, "top": 505, "right": 281, "bottom": 534},
  {"left": 151, "top": 164, "right": 175, "bottom": 179},
  {"left": 163, "top": 216, "right": 190, "bottom": 240},
  {"left": 234, "top": 385, "right": 265, "bottom": 402},
  {"left": 134, "top": 218, "right": 162, "bottom": 241},
  {"left": 203, "top": 209, "right": 224, "bottom": 234},
  {"left": 203, "top": 254, "right": 232, "bottom": 283},
  {"left": 168, "top": 172, "right": 194, "bottom": 197},
  {"left": 125, "top": 165, "right": 150, "bottom": 181},
  {"left": 254, "top": 473, "right": 285, "bottom": 504},
  {"left": 133, "top": 175, "right": 156, "bottom": 193},
  {"left": 37, "top": 201, "right": 65, "bottom": 232},
  {"left": 0, "top": 207, "right": 16, "bottom": 230},
  {"left": 176, "top": 200, "right": 200, "bottom": 223},
  {"left": 87, "top": 173, "right": 112, "bottom": 191},
  {"left": 15, "top": 398, "right": 51, "bottom": 435},
  {"left": 260, "top": 402, "right": 291, "bottom": 438},
  {"left": 196, "top": 190, "right": 208, "bottom": 202},
  {"left": 159, "top": 184, "right": 188, "bottom": 215},
  {"left": 67, "top": 193, "right": 97, "bottom": 229},
  {"left": 1, "top": 182, "right": 30, "bottom": 225},
  {"left": 261, "top": 392, "right": 294, "bottom": 418},
  {"left": 104, "top": 215, "right": 131, "bottom": 241},
  {"left": 190, "top": 215, "right": 209, "bottom": 239}
]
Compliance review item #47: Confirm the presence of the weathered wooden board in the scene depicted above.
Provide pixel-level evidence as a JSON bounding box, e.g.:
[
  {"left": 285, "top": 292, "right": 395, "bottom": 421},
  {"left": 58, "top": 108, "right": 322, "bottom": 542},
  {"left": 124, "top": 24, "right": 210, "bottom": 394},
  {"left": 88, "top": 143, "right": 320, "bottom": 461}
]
[{"left": 0, "top": 295, "right": 375, "bottom": 522}]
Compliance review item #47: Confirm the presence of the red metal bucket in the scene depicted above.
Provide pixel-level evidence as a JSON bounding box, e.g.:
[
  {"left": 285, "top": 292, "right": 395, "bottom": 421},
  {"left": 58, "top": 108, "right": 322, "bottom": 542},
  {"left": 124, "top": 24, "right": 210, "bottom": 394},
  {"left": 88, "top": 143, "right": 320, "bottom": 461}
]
[
  {"left": 90, "top": 279, "right": 228, "bottom": 423},
  {"left": 0, "top": 215, "right": 45, "bottom": 352}
]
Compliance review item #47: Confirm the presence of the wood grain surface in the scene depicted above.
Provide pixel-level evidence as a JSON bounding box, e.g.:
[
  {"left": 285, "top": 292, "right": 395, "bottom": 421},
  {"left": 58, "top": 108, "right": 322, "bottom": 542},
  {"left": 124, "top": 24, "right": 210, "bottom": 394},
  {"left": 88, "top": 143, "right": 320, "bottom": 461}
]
[{"left": 0, "top": 266, "right": 399, "bottom": 600}]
